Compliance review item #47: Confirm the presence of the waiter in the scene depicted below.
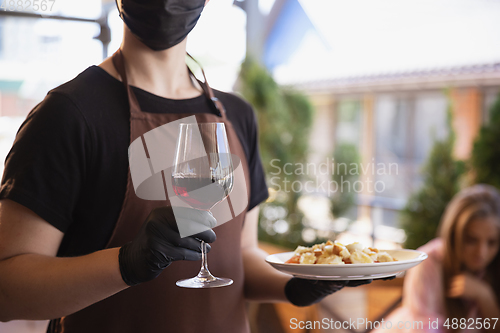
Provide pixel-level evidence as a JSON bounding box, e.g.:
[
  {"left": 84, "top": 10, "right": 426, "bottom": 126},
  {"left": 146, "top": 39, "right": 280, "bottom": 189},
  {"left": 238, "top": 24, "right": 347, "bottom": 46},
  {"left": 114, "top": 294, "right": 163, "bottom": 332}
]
[{"left": 0, "top": 0, "right": 370, "bottom": 332}]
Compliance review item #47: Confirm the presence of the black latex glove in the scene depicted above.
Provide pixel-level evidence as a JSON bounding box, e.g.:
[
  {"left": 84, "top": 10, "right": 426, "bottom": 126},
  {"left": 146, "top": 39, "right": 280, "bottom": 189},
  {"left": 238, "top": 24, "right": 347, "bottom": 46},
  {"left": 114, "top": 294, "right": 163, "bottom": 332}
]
[
  {"left": 118, "top": 206, "right": 217, "bottom": 286},
  {"left": 344, "top": 274, "right": 396, "bottom": 287},
  {"left": 285, "top": 279, "right": 348, "bottom": 307},
  {"left": 285, "top": 275, "right": 396, "bottom": 307}
]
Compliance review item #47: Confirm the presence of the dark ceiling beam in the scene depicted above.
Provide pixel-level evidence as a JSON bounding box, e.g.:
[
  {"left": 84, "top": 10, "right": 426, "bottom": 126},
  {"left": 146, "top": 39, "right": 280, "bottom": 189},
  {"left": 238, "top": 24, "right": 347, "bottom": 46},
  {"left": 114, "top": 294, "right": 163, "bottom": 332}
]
[
  {"left": 0, "top": 6, "right": 115, "bottom": 59},
  {"left": 0, "top": 10, "right": 96, "bottom": 22}
]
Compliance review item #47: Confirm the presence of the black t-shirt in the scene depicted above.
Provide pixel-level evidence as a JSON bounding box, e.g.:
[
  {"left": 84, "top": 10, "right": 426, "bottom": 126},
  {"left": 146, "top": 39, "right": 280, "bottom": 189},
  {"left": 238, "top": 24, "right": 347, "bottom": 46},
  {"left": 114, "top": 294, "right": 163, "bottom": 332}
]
[{"left": 0, "top": 66, "right": 268, "bottom": 257}]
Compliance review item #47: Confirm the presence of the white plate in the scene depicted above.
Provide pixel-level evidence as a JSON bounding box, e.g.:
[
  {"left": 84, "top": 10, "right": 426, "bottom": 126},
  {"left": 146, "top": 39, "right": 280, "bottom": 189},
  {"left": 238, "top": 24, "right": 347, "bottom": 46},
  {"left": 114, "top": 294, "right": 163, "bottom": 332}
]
[{"left": 265, "top": 249, "right": 428, "bottom": 280}]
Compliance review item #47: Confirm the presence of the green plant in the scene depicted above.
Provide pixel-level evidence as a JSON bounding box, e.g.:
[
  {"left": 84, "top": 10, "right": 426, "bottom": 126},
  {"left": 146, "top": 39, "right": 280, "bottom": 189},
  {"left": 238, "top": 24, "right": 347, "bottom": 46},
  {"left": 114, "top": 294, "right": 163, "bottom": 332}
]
[
  {"left": 470, "top": 93, "right": 500, "bottom": 188},
  {"left": 238, "top": 57, "right": 314, "bottom": 249}
]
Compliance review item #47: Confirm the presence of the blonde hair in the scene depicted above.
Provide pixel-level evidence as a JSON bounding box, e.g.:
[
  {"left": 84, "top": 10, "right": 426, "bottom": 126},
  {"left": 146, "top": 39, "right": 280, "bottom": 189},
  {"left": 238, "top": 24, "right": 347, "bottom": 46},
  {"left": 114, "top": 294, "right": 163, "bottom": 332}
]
[{"left": 438, "top": 184, "right": 500, "bottom": 320}]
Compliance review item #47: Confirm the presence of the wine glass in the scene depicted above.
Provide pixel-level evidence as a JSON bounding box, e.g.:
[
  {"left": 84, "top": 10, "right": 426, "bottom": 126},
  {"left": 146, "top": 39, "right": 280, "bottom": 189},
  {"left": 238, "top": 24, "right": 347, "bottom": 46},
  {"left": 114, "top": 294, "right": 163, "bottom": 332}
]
[{"left": 171, "top": 123, "right": 234, "bottom": 288}]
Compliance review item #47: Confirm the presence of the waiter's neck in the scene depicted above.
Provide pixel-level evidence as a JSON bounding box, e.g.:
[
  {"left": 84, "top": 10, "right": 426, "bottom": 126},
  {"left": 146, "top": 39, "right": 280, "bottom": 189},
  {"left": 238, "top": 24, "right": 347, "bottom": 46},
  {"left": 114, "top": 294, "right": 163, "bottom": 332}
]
[{"left": 101, "top": 26, "right": 202, "bottom": 100}]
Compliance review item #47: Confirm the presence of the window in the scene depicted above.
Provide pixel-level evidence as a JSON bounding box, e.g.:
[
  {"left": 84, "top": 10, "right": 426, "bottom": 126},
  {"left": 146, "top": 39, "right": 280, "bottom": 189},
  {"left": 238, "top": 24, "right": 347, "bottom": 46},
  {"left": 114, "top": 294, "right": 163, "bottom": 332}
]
[
  {"left": 375, "top": 94, "right": 413, "bottom": 200},
  {"left": 373, "top": 91, "right": 447, "bottom": 227},
  {"left": 335, "top": 98, "right": 362, "bottom": 147},
  {"left": 482, "top": 87, "right": 500, "bottom": 124}
]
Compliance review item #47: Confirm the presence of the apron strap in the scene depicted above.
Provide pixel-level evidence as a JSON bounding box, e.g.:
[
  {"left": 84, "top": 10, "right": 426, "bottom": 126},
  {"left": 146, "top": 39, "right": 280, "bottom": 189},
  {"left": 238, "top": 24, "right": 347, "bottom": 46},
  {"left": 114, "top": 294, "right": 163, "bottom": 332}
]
[
  {"left": 111, "top": 49, "right": 142, "bottom": 116},
  {"left": 186, "top": 52, "right": 227, "bottom": 118},
  {"left": 111, "top": 49, "right": 226, "bottom": 118}
]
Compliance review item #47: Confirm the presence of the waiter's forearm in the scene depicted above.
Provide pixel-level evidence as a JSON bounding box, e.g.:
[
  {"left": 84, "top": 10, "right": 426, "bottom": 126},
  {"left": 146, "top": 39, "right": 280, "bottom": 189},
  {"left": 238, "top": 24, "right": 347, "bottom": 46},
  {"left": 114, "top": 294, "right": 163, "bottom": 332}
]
[
  {"left": 0, "top": 247, "right": 128, "bottom": 321},
  {"left": 242, "top": 247, "right": 290, "bottom": 302}
]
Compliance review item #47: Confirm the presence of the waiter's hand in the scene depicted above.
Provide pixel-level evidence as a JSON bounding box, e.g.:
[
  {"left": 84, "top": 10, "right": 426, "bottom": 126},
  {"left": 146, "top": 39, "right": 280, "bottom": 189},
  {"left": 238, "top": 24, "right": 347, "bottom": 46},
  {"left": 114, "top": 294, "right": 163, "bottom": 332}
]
[
  {"left": 285, "top": 275, "right": 396, "bottom": 307},
  {"left": 118, "top": 206, "right": 217, "bottom": 286}
]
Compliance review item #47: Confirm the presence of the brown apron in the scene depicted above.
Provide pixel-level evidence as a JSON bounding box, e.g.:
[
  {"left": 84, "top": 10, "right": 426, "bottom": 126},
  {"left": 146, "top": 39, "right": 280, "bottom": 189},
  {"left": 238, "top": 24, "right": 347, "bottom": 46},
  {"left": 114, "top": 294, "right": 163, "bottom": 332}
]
[{"left": 50, "top": 50, "right": 251, "bottom": 333}]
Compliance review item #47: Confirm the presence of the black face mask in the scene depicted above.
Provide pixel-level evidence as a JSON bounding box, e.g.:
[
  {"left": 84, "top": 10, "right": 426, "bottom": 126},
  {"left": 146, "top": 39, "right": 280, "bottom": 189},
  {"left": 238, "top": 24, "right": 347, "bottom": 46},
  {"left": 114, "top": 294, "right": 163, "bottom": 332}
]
[{"left": 118, "top": 0, "right": 206, "bottom": 51}]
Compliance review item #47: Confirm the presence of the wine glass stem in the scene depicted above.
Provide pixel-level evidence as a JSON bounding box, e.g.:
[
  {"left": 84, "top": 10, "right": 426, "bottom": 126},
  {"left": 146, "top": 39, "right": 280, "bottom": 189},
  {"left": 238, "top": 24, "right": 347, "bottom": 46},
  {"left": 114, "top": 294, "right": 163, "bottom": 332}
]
[{"left": 197, "top": 241, "right": 212, "bottom": 279}]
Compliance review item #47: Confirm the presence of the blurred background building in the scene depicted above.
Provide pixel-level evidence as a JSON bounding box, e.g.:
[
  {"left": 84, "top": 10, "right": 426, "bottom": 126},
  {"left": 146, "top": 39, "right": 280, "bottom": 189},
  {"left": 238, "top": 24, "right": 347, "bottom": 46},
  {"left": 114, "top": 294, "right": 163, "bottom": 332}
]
[
  {"left": 235, "top": 0, "right": 500, "bottom": 252},
  {"left": 1, "top": 0, "right": 500, "bottom": 332}
]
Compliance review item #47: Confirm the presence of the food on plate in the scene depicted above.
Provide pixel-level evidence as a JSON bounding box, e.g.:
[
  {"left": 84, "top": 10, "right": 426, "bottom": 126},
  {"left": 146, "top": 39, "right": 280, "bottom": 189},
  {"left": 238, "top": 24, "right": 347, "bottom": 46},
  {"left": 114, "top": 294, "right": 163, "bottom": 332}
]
[{"left": 285, "top": 241, "right": 397, "bottom": 265}]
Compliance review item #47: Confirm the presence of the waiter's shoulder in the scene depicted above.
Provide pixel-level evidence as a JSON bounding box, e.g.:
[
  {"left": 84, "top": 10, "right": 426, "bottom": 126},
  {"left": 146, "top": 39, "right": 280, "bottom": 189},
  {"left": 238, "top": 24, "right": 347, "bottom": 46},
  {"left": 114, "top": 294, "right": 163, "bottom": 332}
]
[
  {"left": 44, "top": 65, "right": 127, "bottom": 117},
  {"left": 212, "top": 89, "right": 257, "bottom": 128},
  {"left": 212, "top": 89, "right": 253, "bottom": 113}
]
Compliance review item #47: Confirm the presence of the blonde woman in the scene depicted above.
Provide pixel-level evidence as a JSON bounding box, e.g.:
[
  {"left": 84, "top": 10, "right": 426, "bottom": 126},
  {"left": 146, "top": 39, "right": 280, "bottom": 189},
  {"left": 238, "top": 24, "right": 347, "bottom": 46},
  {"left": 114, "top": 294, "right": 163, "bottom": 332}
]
[{"left": 375, "top": 184, "right": 500, "bottom": 333}]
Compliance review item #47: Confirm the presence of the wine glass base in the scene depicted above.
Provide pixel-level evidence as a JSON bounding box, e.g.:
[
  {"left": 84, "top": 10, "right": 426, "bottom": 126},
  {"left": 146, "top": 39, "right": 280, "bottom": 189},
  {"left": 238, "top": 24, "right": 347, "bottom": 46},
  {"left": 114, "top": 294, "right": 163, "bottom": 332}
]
[{"left": 176, "top": 276, "right": 233, "bottom": 289}]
